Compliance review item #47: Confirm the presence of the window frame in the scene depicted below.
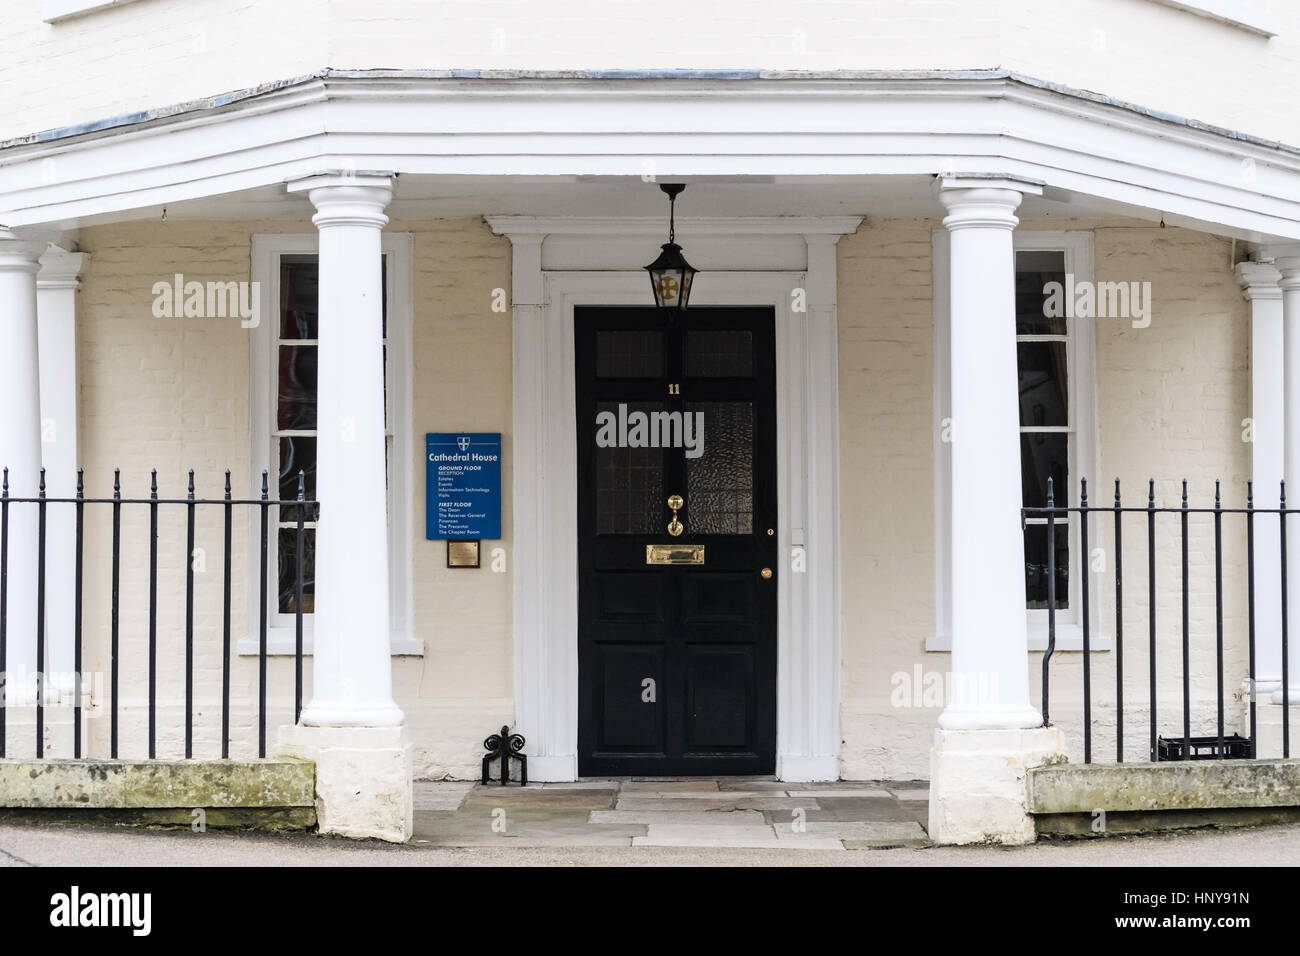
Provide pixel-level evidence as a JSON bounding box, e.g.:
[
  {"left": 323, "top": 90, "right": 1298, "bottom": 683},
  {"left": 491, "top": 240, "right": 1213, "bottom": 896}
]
[
  {"left": 42, "top": 0, "right": 145, "bottom": 24},
  {"left": 929, "top": 229, "right": 1104, "bottom": 652},
  {"left": 246, "top": 233, "right": 419, "bottom": 656},
  {"left": 1144, "top": 0, "right": 1279, "bottom": 38}
]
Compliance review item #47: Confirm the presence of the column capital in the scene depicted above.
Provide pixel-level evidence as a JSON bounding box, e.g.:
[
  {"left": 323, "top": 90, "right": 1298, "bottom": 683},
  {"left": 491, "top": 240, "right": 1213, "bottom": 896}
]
[
  {"left": 1237, "top": 260, "right": 1282, "bottom": 301},
  {"left": 37, "top": 244, "right": 90, "bottom": 290},
  {"left": 1277, "top": 258, "right": 1300, "bottom": 292},
  {"left": 934, "top": 175, "right": 1043, "bottom": 232},
  {"left": 287, "top": 172, "right": 395, "bottom": 230},
  {"left": 0, "top": 228, "right": 50, "bottom": 274},
  {"left": 1262, "top": 243, "right": 1300, "bottom": 286}
]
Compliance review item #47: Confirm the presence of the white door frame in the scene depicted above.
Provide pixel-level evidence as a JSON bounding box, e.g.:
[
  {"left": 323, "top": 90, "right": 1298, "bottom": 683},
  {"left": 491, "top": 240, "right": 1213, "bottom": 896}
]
[{"left": 491, "top": 216, "right": 858, "bottom": 781}]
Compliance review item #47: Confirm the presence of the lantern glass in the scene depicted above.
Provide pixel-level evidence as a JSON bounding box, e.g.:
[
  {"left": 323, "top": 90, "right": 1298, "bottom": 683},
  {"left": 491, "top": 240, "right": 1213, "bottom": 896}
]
[{"left": 644, "top": 242, "right": 697, "bottom": 310}]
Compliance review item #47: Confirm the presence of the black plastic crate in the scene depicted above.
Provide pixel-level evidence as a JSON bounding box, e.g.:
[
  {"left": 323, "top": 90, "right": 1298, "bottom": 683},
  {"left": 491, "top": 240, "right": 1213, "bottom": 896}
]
[{"left": 1156, "top": 734, "right": 1252, "bottom": 761}]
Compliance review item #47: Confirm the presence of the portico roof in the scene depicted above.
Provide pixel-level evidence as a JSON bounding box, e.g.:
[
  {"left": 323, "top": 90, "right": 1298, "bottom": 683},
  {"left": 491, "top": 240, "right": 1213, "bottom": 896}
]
[{"left": 1, "top": 69, "right": 1297, "bottom": 243}]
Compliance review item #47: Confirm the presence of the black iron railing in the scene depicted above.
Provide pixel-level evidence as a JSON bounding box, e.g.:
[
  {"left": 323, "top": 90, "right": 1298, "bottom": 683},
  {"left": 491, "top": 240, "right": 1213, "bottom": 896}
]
[
  {"left": 0, "top": 467, "right": 316, "bottom": 760},
  {"left": 1028, "top": 477, "right": 1287, "bottom": 764}
]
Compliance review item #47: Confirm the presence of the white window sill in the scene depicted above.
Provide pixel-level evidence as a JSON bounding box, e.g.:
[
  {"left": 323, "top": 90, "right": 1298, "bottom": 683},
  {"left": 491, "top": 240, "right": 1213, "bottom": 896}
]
[
  {"left": 927, "top": 624, "right": 1112, "bottom": 653},
  {"left": 237, "top": 630, "right": 425, "bottom": 657},
  {"left": 43, "top": 0, "right": 143, "bottom": 23},
  {"left": 1146, "top": 0, "right": 1279, "bottom": 37}
]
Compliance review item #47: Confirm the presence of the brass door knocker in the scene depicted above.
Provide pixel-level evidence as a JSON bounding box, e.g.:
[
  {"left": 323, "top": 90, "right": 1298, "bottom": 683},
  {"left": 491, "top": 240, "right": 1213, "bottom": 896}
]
[{"left": 667, "top": 494, "right": 684, "bottom": 536}]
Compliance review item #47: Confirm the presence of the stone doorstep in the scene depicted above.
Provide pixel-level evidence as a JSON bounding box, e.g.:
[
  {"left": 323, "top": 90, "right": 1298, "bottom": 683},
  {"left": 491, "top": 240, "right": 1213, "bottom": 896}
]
[
  {"left": 614, "top": 794, "right": 812, "bottom": 810},
  {"left": 535, "top": 780, "right": 623, "bottom": 789},
  {"left": 615, "top": 790, "right": 771, "bottom": 799},
  {"left": 590, "top": 809, "right": 767, "bottom": 825},
  {"left": 622, "top": 780, "right": 719, "bottom": 792},
  {"left": 0, "top": 758, "right": 315, "bottom": 810}
]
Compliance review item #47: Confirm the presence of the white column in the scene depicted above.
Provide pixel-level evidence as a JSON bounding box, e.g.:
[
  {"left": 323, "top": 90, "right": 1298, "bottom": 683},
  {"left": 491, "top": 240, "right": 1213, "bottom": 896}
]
[
  {"left": 927, "top": 177, "right": 1064, "bottom": 846},
  {"left": 784, "top": 232, "right": 842, "bottom": 781},
  {"left": 1236, "top": 260, "right": 1283, "bottom": 694},
  {"left": 37, "top": 244, "right": 90, "bottom": 702},
  {"left": 936, "top": 178, "right": 1041, "bottom": 730},
  {"left": 277, "top": 173, "right": 410, "bottom": 842},
  {"left": 504, "top": 231, "right": 579, "bottom": 780},
  {"left": 1276, "top": 249, "right": 1300, "bottom": 701},
  {"left": 0, "top": 228, "right": 48, "bottom": 704}
]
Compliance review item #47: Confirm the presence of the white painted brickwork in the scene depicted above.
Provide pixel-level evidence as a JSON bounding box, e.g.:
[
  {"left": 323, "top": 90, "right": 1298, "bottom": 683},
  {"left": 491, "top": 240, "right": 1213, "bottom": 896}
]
[
  {"left": 69, "top": 217, "right": 513, "bottom": 776},
  {"left": 2, "top": 0, "right": 1300, "bottom": 148},
  {"left": 55, "top": 212, "right": 1256, "bottom": 780},
  {"left": 836, "top": 217, "right": 1254, "bottom": 779}
]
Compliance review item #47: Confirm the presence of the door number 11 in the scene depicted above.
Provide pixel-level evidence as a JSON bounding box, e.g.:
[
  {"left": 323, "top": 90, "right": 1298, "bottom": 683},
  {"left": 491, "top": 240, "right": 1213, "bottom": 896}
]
[{"left": 668, "top": 383, "right": 681, "bottom": 395}]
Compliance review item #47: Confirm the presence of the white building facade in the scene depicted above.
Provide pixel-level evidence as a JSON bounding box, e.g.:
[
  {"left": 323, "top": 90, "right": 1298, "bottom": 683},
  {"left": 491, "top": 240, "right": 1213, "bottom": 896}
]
[{"left": 2, "top": 0, "right": 1300, "bottom": 843}]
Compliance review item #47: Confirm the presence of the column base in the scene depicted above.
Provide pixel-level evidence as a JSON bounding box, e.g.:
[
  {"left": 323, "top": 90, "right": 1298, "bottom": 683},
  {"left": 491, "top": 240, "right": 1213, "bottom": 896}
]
[
  {"left": 277, "top": 723, "right": 412, "bottom": 843},
  {"left": 1269, "top": 686, "right": 1300, "bottom": 706},
  {"left": 1249, "top": 698, "right": 1300, "bottom": 759},
  {"left": 928, "top": 725, "right": 1066, "bottom": 845}
]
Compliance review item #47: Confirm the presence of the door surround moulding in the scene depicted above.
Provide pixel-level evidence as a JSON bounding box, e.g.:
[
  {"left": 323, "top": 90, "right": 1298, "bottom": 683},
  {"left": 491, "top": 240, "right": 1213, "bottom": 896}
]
[{"left": 491, "top": 215, "right": 858, "bottom": 781}]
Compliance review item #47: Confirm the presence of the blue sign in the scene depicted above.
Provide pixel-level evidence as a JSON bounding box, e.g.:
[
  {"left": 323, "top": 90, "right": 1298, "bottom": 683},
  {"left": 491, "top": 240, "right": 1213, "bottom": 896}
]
[{"left": 426, "top": 433, "right": 502, "bottom": 540}]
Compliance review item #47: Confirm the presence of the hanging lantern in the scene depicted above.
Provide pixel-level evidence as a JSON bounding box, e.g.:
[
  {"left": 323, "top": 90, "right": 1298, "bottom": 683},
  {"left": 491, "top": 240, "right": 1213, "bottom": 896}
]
[{"left": 644, "top": 183, "right": 697, "bottom": 310}]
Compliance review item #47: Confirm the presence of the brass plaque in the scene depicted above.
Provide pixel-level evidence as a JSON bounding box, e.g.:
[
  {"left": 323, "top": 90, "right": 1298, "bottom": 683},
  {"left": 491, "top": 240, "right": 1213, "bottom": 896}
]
[
  {"left": 646, "top": 544, "right": 705, "bottom": 566},
  {"left": 447, "top": 540, "right": 481, "bottom": 568}
]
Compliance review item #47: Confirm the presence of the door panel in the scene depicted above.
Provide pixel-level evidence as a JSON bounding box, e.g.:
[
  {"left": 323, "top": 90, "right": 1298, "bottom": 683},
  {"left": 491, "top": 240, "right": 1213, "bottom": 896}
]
[{"left": 576, "top": 305, "right": 777, "bottom": 776}]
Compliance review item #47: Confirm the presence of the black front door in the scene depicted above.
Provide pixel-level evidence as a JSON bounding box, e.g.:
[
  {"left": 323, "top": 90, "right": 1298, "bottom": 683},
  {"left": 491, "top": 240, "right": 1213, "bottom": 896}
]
[{"left": 576, "top": 306, "right": 777, "bottom": 776}]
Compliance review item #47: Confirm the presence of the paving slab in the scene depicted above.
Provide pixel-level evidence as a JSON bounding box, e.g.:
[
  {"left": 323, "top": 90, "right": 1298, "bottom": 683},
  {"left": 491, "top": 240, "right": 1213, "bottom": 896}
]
[
  {"left": 617, "top": 790, "right": 767, "bottom": 799},
  {"left": 462, "top": 789, "right": 617, "bottom": 811},
  {"left": 634, "top": 824, "right": 843, "bottom": 850},
  {"left": 775, "top": 821, "right": 928, "bottom": 846},
  {"left": 416, "top": 827, "right": 642, "bottom": 848},
  {"left": 590, "top": 809, "right": 767, "bottom": 825},
  {"left": 414, "top": 807, "right": 645, "bottom": 847},
  {"left": 796, "top": 797, "right": 911, "bottom": 822},
  {"left": 622, "top": 781, "right": 719, "bottom": 792},
  {"left": 402, "top": 778, "right": 929, "bottom": 850},
  {"left": 890, "top": 789, "right": 930, "bottom": 802},
  {"left": 788, "top": 789, "right": 894, "bottom": 798},
  {"left": 538, "top": 780, "right": 624, "bottom": 790},
  {"left": 614, "top": 794, "right": 811, "bottom": 811},
  {"left": 715, "top": 779, "right": 791, "bottom": 791},
  {"left": 413, "top": 782, "right": 476, "bottom": 811}
]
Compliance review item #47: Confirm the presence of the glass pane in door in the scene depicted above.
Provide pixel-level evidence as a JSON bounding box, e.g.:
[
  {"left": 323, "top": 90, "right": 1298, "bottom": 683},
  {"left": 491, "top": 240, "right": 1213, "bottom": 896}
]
[
  {"left": 595, "top": 401, "right": 665, "bottom": 535},
  {"left": 685, "top": 401, "right": 753, "bottom": 535}
]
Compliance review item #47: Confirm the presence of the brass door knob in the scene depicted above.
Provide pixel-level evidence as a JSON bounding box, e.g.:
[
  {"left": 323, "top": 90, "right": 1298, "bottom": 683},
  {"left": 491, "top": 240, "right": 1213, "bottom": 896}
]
[
  {"left": 761, "top": 567, "right": 773, "bottom": 579},
  {"left": 667, "top": 494, "right": 684, "bottom": 537}
]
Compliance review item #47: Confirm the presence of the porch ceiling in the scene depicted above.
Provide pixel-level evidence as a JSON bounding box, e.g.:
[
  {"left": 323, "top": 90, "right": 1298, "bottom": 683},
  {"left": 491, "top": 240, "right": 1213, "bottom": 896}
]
[{"left": 67, "top": 173, "right": 1153, "bottom": 230}]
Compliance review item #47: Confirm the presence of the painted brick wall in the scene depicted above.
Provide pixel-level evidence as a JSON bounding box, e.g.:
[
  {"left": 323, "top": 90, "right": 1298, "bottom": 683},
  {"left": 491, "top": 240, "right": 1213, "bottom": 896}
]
[
  {"left": 836, "top": 218, "right": 938, "bottom": 779},
  {"left": 58, "top": 211, "right": 1256, "bottom": 781},
  {"left": 1037, "top": 222, "right": 1253, "bottom": 764},
  {"left": 69, "top": 216, "right": 514, "bottom": 776},
  {"left": 1, "top": 1, "right": 1298, "bottom": 147},
  {"left": 836, "top": 217, "right": 1253, "bottom": 779}
]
